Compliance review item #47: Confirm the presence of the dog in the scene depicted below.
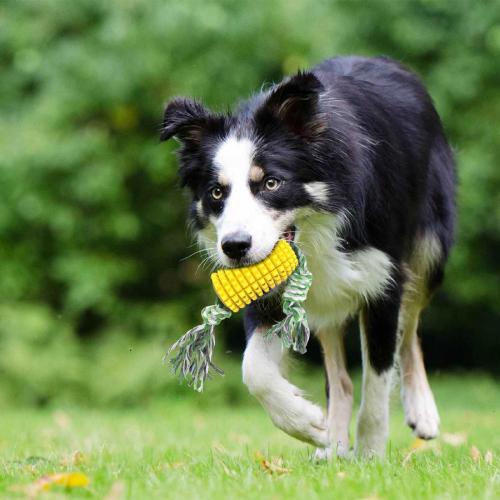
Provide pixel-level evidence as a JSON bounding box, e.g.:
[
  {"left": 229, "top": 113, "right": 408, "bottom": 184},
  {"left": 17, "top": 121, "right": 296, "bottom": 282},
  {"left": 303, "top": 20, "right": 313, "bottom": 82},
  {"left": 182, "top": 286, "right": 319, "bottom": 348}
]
[{"left": 160, "top": 56, "right": 456, "bottom": 458}]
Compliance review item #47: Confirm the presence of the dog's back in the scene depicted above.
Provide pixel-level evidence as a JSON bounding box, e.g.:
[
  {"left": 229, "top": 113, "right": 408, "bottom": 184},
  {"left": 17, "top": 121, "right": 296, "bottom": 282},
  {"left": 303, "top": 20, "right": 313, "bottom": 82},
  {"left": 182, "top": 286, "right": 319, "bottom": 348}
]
[{"left": 311, "top": 56, "right": 455, "bottom": 266}]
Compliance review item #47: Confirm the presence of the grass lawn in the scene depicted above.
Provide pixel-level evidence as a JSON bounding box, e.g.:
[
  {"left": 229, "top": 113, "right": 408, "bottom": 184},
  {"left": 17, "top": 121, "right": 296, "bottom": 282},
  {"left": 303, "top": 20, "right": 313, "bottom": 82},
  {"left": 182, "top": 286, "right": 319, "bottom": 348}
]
[{"left": 0, "top": 368, "right": 498, "bottom": 499}]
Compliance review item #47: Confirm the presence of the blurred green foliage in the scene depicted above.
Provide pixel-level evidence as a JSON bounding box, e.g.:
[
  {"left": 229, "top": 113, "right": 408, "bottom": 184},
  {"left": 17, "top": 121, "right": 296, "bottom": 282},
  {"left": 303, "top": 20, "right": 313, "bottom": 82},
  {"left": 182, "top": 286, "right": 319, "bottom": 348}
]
[{"left": 0, "top": 0, "right": 499, "bottom": 404}]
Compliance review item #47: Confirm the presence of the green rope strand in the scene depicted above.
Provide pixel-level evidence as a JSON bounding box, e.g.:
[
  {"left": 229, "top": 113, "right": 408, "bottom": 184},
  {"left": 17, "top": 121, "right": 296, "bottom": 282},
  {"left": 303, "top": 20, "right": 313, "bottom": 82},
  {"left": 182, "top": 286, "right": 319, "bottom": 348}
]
[
  {"left": 266, "top": 243, "right": 312, "bottom": 354},
  {"left": 166, "top": 304, "right": 231, "bottom": 392},
  {"left": 166, "top": 243, "right": 312, "bottom": 391}
]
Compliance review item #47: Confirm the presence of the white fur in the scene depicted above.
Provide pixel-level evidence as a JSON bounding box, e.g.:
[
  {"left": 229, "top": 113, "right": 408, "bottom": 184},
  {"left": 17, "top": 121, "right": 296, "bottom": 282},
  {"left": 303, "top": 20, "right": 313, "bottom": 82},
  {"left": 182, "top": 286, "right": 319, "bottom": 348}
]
[
  {"left": 314, "top": 326, "right": 353, "bottom": 460},
  {"left": 409, "top": 232, "right": 443, "bottom": 277},
  {"left": 210, "top": 136, "right": 294, "bottom": 265},
  {"left": 355, "top": 316, "right": 394, "bottom": 458},
  {"left": 355, "top": 367, "right": 393, "bottom": 458},
  {"left": 242, "top": 328, "right": 329, "bottom": 447},
  {"left": 213, "top": 136, "right": 254, "bottom": 183},
  {"left": 296, "top": 211, "right": 394, "bottom": 329},
  {"left": 398, "top": 233, "right": 441, "bottom": 439},
  {"left": 400, "top": 361, "right": 440, "bottom": 440},
  {"left": 195, "top": 200, "right": 204, "bottom": 219},
  {"left": 304, "top": 182, "right": 330, "bottom": 205}
]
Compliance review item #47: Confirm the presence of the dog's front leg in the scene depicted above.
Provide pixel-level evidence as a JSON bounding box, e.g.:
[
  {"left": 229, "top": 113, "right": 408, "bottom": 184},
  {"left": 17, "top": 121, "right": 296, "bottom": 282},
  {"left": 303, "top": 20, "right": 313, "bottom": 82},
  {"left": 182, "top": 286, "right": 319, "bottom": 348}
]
[
  {"left": 315, "top": 325, "right": 353, "bottom": 460},
  {"left": 242, "top": 326, "right": 328, "bottom": 447},
  {"left": 355, "top": 280, "right": 402, "bottom": 458}
]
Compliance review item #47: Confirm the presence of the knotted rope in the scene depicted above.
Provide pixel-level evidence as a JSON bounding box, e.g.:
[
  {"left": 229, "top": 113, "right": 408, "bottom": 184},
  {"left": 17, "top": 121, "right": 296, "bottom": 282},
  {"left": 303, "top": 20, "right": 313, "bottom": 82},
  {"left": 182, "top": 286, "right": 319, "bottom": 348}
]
[
  {"left": 166, "top": 243, "right": 312, "bottom": 391},
  {"left": 266, "top": 244, "right": 312, "bottom": 354}
]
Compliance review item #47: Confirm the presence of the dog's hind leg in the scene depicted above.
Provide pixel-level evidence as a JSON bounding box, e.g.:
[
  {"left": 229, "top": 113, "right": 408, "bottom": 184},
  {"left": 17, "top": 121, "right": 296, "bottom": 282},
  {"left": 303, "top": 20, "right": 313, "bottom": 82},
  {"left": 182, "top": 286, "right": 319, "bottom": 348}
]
[
  {"left": 398, "top": 273, "right": 440, "bottom": 439},
  {"left": 242, "top": 326, "right": 329, "bottom": 448},
  {"left": 399, "top": 313, "right": 440, "bottom": 440},
  {"left": 398, "top": 233, "right": 442, "bottom": 440},
  {"left": 314, "top": 325, "right": 353, "bottom": 460}
]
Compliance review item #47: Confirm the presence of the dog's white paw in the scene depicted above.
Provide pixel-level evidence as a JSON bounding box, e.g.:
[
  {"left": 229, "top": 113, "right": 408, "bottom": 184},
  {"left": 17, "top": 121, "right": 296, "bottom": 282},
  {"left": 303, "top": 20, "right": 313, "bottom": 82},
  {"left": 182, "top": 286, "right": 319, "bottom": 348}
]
[
  {"left": 313, "top": 443, "right": 352, "bottom": 461},
  {"left": 312, "top": 446, "right": 332, "bottom": 462},
  {"left": 289, "top": 403, "right": 329, "bottom": 447},
  {"left": 403, "top": 388, "right": 440, "bottom": 440},
  {"left": 262, "top": 393, "right": 328, "bottom": 448}
]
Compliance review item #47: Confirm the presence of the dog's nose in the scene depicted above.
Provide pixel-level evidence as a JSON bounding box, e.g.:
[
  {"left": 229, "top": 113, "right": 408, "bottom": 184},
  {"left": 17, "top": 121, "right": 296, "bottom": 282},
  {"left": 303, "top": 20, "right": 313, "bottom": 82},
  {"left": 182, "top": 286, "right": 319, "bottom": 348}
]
[{"left": 221, "top": 232, "right": 252, "bottom": 260}]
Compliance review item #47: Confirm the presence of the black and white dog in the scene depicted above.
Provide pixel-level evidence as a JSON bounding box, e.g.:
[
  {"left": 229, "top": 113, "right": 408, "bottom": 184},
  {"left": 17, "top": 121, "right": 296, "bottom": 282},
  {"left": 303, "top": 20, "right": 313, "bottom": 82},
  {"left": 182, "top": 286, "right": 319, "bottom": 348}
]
[{"left": 161, "top": 56, "right": 456, "bottom": 458}]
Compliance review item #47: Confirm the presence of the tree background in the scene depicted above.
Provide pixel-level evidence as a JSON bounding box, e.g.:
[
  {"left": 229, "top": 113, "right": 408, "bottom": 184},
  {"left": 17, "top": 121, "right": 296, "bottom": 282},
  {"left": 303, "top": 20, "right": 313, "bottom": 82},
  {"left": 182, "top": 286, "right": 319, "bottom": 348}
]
[{"left": 0, "top": 0, "right": 499, "bottom": 405}]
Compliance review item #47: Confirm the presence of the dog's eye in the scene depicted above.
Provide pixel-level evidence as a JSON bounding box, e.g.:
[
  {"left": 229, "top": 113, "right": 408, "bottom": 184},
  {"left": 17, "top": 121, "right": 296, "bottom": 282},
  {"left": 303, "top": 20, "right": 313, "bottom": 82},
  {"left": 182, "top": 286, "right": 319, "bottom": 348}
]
[
  {"left": 210, "top": 186, "right": 224, "bottom": 200},
  {"left": 264, "top": 177, "right": 281, "bottom": 191}
]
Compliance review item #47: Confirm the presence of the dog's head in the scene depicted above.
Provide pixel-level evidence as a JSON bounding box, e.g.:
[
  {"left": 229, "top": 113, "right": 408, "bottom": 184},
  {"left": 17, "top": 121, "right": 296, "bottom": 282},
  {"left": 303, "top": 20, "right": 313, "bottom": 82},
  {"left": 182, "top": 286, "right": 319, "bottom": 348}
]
[{"left": 161, "top": 72, "right": 334, "bottom": 267}]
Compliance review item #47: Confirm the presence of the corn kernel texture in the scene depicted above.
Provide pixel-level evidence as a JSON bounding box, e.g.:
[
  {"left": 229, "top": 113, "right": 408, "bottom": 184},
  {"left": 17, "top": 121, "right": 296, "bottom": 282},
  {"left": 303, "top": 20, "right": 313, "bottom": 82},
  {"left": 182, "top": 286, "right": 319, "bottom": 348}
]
[{"left": 210, "top": 240, "right": 298, "bottom": 312}]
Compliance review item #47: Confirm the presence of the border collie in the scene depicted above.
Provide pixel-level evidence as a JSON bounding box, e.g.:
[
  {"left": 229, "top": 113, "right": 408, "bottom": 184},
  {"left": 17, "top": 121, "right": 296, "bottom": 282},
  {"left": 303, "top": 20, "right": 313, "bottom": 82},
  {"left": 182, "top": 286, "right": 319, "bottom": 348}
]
[{"left": 161, "top": 56, "right": 456, "bottom": 458}]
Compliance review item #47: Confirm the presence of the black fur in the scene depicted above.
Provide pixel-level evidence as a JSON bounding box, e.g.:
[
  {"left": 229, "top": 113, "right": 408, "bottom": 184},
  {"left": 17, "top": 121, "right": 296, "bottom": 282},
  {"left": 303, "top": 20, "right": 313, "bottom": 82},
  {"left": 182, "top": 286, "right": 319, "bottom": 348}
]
[
  {"left": 361, "top": 272, "right": 403, "bottom": 372},
  {"left": 162, "top": 56, "right": 456, "bottom": 372}
]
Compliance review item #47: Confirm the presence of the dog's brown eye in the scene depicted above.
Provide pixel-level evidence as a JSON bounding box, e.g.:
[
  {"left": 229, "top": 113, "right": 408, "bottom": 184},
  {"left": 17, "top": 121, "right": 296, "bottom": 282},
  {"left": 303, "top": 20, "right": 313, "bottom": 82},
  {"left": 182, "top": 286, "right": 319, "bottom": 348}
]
[
  {"left": 264, "top": 177, "right": 281, "bottom": 191},
  {"left": 210, "top": 186, "right": 223, "bottom": 200}
]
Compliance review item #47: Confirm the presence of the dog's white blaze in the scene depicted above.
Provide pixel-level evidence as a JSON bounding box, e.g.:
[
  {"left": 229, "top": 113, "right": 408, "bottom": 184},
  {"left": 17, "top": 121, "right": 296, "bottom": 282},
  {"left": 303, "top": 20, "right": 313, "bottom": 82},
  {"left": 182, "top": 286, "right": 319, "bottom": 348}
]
[
  {"left": 297, "top": 212, "right": 394, "bottom": 329},
  {"left": 212, "top": 136, "right": 291, "bottom": 264},
  {"left": 213, "top": 136, "right": 254, "bottom": 184},
  {"left": 304, "top": 181, "right": 330, "bottom": 205}
]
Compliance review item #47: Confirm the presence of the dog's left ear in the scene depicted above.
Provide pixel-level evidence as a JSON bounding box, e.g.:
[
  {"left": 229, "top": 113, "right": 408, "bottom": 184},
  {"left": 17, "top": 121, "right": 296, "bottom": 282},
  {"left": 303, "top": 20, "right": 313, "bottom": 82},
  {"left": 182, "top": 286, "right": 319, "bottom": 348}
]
[
  {"left": 160, "top": 97, "right": 215, "bottom": 143},
  {"left": 258, "top": 71, "right": 325, "bottom": 138}
]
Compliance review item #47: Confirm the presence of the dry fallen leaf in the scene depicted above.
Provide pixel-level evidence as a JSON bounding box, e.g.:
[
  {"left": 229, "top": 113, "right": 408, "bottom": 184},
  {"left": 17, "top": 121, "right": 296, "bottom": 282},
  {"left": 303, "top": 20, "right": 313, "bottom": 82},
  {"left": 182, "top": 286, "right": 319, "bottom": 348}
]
[
  {"left": 484, "top": 450, "right": 493, "bottom": 465},
  {"left": 470, "top": 445, "right": 482, "bottom": 462},
  {"left": 336, "top": 471, "right": 347, "bottom": 479},
  {"left": 410, "top": 438, "right": 428, "bottom": 450},
  {"left": 403, "top": 437, "right": 440, "bottom": 465},
  {"left": 254, "top": 451, "right": 291, "bottom": 475},
  {"left": 442, "top": 432, "right": 467, "bottom": 446},
  {"left": 16, "top": 472, "right": 90, "bottom": 498},
  {"left": 44, "top": 472, "right": 89, "bottom": 488}
]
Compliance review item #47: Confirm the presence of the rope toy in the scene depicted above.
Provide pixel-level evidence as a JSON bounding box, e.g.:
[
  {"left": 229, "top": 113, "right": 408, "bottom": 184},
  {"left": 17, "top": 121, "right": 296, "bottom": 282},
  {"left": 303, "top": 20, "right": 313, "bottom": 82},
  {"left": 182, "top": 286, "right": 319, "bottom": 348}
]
[{"left": 166, "top": 240, "right": 312, "bottom": 391}]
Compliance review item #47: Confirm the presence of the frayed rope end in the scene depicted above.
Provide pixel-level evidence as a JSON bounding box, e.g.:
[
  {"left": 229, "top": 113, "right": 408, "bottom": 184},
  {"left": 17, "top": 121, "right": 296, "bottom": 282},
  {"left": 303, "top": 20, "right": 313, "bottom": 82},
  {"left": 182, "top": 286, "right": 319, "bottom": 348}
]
[{"left": 166, "top": 303, "right": 230, "bottom": 392}]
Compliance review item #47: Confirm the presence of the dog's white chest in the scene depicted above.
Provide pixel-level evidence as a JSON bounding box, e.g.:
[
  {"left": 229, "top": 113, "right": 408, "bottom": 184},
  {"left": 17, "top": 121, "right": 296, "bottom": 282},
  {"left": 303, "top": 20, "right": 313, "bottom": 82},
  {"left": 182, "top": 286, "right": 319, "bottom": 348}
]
[{"left": 297, "top": 213, "right": 394, "bottom": 330}]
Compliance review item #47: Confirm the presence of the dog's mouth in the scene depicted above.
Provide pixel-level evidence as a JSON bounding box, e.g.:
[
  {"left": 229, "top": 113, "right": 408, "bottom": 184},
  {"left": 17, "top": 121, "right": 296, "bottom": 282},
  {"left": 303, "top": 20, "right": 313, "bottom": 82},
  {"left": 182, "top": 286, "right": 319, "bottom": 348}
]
[
  {"left": 282, "top": 225, "right": 296, "bottom": 242},
  {"left": 220, "top": 226, "right": 297, "bottom": 269}
]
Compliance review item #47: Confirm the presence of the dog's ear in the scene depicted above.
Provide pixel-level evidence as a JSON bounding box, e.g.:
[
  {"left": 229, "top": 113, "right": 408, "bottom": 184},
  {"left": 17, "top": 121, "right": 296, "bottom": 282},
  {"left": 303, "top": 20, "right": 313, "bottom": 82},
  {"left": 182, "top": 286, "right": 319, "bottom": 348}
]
[
  {"left": 160, "top": 97, "right": 214, "bottom": 143},
  {"left": 258, "top": 71, "right": 325, "bottom": 138}
]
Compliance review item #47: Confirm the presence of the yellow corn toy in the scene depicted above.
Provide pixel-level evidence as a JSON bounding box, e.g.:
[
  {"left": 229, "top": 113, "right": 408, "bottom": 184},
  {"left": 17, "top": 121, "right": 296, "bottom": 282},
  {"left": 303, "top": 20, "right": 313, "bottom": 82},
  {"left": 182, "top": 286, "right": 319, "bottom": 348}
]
[
  {"left": 210, "top": 239, "right": 299, "bottom": 313},
  {"left": 167, "top": 240, "right": 312, "bottom": 391}
]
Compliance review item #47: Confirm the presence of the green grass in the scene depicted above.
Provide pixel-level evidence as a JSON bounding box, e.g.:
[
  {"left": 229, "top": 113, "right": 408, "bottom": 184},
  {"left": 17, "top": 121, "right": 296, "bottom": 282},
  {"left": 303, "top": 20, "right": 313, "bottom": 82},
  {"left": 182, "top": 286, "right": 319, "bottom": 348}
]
[{"left": 0, "top": 369, "right": 498, "bottom": 499}]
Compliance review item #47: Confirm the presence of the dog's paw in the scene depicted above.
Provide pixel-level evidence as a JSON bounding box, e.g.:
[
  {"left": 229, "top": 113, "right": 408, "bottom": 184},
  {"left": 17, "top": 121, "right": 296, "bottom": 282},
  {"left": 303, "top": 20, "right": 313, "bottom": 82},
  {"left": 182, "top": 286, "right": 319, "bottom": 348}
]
[
  {"left": 312, "top": 446, "right": 332, "bottom": 462},
  {"left": 403, "top": 389, "right": 440, "bottom": 440},
  {"left": 313, "top": 444, "right": 352, "bottom": 461},
  {"left": 292, "top": 403, "right": 329, "bottom": 447}
]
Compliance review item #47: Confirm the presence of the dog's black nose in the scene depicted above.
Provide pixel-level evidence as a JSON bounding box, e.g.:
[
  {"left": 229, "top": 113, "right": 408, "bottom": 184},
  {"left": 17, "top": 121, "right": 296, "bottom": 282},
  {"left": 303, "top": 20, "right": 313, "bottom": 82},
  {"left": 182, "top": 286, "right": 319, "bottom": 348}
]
[{"left": 221, "top": 232, "right": 252, "bottom": 260}]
